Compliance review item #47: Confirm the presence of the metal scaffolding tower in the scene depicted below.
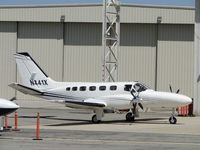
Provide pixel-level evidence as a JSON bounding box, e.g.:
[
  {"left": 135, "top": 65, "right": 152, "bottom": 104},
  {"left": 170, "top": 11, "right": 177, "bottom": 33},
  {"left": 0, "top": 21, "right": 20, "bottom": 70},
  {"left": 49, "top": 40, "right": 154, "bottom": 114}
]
[{"left": 102, "top": 0, "right": 120, "bottom": 82}]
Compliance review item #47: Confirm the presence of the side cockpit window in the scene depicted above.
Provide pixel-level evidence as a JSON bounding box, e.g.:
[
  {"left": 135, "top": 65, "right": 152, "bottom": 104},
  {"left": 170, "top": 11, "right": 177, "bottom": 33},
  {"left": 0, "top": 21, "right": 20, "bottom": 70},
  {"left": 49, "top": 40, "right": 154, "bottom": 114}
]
[{"left": 124, "top": 84, "right": 132, "bottom": 91}]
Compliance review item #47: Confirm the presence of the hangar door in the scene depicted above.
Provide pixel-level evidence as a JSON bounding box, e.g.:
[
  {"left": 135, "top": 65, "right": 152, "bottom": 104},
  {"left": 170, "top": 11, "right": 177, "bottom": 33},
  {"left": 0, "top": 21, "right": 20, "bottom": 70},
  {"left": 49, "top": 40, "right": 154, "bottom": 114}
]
[
  {"left": 157, "top": 24, "right": 194, "bottom": 97},
  {"left": 64, "top": 22, "right": 102, "bottom": 82},
  {"left": 119, "top": 24, "right": 156, "bottom": 89},
  {"left": 17, "top": 22, "right": 63, "bottom": 100},
  {"left": 0, "top": 22, "right": 17, "bottom": 99}
]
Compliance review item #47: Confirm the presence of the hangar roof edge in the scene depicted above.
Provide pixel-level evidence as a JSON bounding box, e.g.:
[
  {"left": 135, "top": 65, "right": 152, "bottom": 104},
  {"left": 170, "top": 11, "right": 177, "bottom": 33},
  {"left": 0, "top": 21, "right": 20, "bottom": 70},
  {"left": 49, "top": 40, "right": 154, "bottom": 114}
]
[{"left": 0, "top": 3, "right": 194, "bottom": 10}]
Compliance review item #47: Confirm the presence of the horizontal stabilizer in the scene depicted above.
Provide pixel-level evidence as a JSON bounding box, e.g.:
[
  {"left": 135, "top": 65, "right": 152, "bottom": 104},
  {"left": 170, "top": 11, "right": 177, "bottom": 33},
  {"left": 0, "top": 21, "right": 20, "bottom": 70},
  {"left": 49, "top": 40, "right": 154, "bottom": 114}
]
[{"left": 9, "top": 83, "right": 42, "bottom": 95}]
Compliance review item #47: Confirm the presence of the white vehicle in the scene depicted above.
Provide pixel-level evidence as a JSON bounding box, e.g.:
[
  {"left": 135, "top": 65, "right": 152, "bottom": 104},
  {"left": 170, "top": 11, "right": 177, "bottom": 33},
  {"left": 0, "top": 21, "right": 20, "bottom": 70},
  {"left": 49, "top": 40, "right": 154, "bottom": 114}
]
[
  {"left": 0, "top": 98, "right": 19, "bottom": 116},
  {"left": 9, "top": 52, "right": 192, "bottom": 124}
]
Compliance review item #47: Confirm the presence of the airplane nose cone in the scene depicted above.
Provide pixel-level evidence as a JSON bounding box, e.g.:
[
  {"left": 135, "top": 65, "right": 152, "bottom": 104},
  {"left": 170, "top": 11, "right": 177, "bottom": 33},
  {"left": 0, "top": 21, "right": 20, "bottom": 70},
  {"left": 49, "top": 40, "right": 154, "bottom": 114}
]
[
  {"left": 5, "top": 100, "right": 19, "bottom": 109},
  {"left": 181, "top": 95, "right": 192, "bottom": 105},
  {"left": 0, "top": 99, "right": 19, "bottom": 116}
]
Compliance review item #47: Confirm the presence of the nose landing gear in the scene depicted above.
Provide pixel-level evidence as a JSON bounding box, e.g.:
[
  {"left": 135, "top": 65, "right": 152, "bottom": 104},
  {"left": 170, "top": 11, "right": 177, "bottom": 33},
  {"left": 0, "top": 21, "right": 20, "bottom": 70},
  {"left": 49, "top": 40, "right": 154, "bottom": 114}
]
[
  {"left": 169, "top": 116, "right": 177, "bottom": 124},
  {"left": 169, "top": 108, "right": 177, "bottom": 124}
]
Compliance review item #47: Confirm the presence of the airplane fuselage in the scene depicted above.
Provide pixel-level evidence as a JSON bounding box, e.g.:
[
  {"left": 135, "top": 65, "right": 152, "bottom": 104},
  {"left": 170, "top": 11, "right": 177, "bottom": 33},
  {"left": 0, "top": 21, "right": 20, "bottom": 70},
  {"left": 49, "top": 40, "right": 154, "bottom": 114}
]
[{"left": 39, "top": 81, "right": 192, "bottom": 111}]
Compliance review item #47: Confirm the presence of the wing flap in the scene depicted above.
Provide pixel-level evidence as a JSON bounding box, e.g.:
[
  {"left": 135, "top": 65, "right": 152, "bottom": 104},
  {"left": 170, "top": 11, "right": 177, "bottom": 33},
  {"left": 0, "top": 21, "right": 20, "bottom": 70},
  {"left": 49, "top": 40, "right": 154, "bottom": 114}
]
[
  {"left": 65, "top": 98, "right": 106, "bottom": 108},
  {"left": 64, "top": 100, "right": 105, "bottom": 108}
]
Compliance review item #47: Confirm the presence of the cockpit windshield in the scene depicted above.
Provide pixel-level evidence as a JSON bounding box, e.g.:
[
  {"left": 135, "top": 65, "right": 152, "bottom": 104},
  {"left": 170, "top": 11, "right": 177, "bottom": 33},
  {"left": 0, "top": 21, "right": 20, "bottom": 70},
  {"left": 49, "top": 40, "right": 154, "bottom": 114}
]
[{"left": 133, "top": 82, "right": 149, "bottom": 92}]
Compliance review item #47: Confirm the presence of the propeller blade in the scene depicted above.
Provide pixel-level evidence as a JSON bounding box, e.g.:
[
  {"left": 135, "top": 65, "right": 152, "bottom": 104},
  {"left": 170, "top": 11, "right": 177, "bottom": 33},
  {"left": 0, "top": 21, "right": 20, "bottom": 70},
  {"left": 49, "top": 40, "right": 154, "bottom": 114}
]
[
  {"left": 10, "top": 97, "right": 16, "bottom": 101},
  {"left": 138, "top": 103, "right": 143, "bottom": 110},
  {"left": 176, "top": 89, "right": 180, "bottom": 94},
  {"left": 169, "top": 84, "right": 172, "bottom": 93},
  {"left": 130, "top": 90, "right": 136, "bottom": 99}
]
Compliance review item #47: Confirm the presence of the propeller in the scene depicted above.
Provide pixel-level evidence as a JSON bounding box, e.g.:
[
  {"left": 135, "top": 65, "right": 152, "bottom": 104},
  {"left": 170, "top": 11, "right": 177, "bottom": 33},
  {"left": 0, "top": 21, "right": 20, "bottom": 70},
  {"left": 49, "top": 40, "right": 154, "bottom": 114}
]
[
  {"left": 130, "top": 89, "right": 143, "bottom": 110},
  {"left": 169, "top": 84, "right": 180, "bottom": 94}
]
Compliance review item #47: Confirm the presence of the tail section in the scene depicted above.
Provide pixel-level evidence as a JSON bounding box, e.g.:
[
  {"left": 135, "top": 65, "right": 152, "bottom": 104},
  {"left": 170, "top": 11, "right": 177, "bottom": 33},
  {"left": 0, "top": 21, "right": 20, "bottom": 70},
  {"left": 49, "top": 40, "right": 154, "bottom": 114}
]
[{"left": 15, "top": 52, "right": 56, "bottom": 91}]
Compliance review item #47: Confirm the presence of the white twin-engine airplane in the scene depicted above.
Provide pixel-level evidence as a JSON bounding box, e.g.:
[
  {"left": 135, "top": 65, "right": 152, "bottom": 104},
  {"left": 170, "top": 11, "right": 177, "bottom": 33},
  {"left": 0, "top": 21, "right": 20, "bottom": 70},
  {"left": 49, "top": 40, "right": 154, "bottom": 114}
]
[{"left": 9, "top": 52, "right": 192, "bottom": 124}]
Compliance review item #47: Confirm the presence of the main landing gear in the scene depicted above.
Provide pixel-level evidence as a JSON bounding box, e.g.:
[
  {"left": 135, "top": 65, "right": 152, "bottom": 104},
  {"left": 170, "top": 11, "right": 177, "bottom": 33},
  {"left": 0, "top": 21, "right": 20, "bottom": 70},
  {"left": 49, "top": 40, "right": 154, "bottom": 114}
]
[
  {"left": 92, "top": 114, "right": 101, "bottom": 123},
  {"left": 91, "top": 109, "right": 104, "bottom": 124}
]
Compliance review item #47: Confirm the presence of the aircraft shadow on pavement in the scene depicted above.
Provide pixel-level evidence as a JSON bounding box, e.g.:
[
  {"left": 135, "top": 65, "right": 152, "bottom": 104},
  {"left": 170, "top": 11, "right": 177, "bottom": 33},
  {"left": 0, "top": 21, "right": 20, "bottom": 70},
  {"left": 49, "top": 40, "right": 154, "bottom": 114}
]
[
  {"left": 44, "top": 117, "right": 173, "bottom": 126},
  {"left": 18, "top": 115, "right": 181, "bottom": 126},
  {"left": 19, "top": 115, "right": 56, "bottom": 119}
]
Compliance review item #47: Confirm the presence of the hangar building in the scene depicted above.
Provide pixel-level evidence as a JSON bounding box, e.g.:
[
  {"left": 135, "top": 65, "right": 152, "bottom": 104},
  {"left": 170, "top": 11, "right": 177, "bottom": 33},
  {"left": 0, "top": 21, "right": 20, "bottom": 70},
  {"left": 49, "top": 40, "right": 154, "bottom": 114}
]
[{"left": 0, "top": 4, "right": 198, "bottom": 114}]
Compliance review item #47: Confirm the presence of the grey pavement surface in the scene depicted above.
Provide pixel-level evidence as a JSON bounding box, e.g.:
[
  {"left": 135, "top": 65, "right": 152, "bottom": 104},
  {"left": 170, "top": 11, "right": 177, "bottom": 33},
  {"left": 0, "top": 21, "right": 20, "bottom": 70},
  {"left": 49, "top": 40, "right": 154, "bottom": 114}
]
[{"left": 0, "top": 105, "right": 200, "bottom": 150}]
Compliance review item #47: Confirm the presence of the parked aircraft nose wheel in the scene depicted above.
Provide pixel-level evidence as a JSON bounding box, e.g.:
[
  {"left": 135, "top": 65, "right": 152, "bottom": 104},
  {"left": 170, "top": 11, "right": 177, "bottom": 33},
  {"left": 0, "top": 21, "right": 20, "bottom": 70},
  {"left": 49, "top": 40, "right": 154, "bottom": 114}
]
[
  {"left": 92, "top": 114, "right": 101, "bottom": 124},
  {"left": 169, "top": 116, "right": 177, "bottom": 124},
  {"left": 126, "top": 112, "right": 135, "bottom": 122}
]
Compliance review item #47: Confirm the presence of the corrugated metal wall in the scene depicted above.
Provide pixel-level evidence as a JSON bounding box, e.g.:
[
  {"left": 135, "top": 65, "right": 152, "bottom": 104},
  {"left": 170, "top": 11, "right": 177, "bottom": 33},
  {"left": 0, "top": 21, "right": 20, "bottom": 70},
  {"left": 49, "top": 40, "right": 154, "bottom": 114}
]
[
  {"left": 0, "top": 22, "right": 17, "bottom": 99},
  {"left": 194, "top": 0, "right": 200, "bottom": 115},
  {"left": 0, "top": 5, "right": 194, "bottom": 24}
]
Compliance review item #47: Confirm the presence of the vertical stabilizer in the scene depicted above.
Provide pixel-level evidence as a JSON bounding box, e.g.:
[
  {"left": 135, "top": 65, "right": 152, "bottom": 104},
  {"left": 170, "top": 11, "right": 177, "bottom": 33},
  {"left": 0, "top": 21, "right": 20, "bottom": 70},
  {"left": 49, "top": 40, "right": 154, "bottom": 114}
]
[{"left": 15, "top": 52, "right": 56, "bottom": 91}]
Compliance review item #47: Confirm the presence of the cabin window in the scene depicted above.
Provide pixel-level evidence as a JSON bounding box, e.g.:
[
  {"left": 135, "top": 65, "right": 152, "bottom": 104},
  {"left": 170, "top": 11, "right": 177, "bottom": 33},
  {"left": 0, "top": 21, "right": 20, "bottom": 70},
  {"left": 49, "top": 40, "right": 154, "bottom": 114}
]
[
  {"left": 99, "top": 86, "right": 106, "bottom": 91},
  {"left": 89, "top": 86, "right": 96, "bottom": 91},
  {"left": 66, "top": 87, "right": 70, "bottom": 91},
  {"left": 80, "top": 86, "right": 86, "bottom": 91},
  {"left": 110, "top": 85, "right": 117, "bottom": 91},
  {"left": 72, "top": 87, "right": 77, "bottom": 91},
  {"left": 124, "top": 84, "right": 132, "bottom": 91}
]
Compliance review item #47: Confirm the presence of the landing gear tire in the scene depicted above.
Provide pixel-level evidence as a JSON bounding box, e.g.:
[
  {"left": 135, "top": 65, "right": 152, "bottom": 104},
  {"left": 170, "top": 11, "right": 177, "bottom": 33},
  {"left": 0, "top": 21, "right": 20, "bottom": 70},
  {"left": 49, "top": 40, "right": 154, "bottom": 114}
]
[
  {"left": 169, "top": 116, "right": 177, "bottom": 124},
  {"left": 126, "top": 112, "right": 135, "bottom": 122},
  {"left": 92, "top": 114, "right": 101, "bottom": 124}
]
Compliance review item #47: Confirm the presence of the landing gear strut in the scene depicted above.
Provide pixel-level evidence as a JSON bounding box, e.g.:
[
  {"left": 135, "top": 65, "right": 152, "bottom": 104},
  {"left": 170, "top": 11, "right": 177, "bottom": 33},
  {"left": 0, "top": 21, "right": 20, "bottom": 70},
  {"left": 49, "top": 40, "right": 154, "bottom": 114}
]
[{"left": 169, "top": 108, "right": 177, "bottom": 124}]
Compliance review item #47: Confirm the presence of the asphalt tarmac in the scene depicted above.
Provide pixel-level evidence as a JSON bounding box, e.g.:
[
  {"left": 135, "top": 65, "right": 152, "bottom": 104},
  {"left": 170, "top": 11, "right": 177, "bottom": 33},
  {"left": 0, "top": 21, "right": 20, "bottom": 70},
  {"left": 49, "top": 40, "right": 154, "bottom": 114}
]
[{"left": 0, "top": 107, "right": 200, "bottom": 150}]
